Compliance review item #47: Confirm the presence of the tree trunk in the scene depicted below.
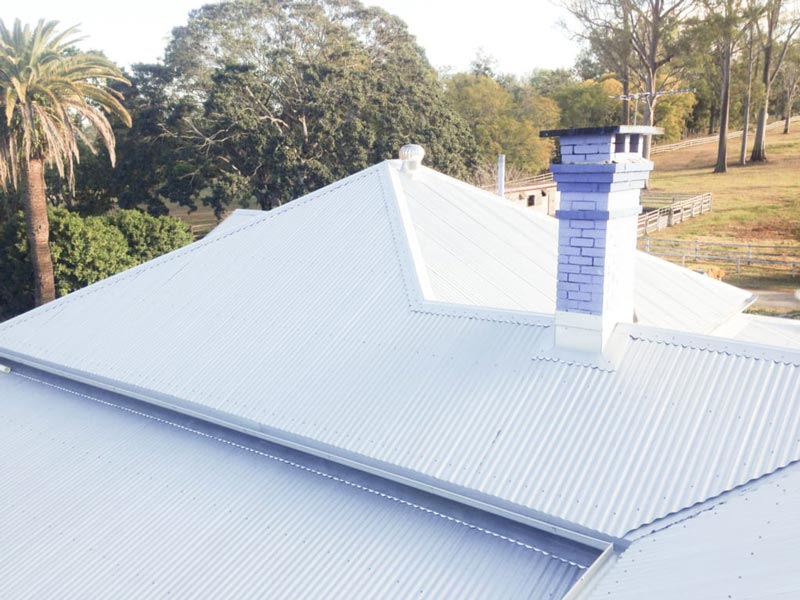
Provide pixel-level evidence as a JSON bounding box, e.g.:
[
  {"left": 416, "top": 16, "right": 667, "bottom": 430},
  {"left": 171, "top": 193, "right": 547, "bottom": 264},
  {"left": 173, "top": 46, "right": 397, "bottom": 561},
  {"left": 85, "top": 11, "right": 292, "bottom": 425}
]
[
  {"left": 740, "top": 31, "right": 754, "bottom": 166},
  {"left": 21, "top": 158, "right": 56, "bottom": 306},
  {"left": 714, "top": 43, "right": 732, "bottom": 174},
  {"left": 740, "top": 96, "right": 750, "bottom": 165},
  {"left": 642, "top": 96, "right": 655, "bottom": 160},
  {"left": 750, "top": 4, "right": 776, "bottom": 163},
  {"left": 750, "top": 105, "right": 768, "bottom": 161},
  {"left": 785, "top": 86, "right": 795, "bottom": 133},
  {"left": 621, "top": 70, "right": 631, "bottom": 124}
]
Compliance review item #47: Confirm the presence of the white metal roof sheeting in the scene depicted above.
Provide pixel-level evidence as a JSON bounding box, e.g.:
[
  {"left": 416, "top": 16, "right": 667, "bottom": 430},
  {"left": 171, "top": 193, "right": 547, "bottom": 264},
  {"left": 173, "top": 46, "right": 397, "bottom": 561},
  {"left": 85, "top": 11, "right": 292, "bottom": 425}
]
[
  {"left": 716, "top": 313, "right": 800, "bottom": 350},
  {"left": 204, "top": 208, "right": 265, "bottom": 239},
  {"left": 0, "top": 370, "right": 585, "bottom": 599},
  {"left": 586, "top": 462, "right": 800, "bottom": 599},
  {"left": 1, "top": 162, "right": 799, "bottom": 541},
  {"left": 399, "top": 164, "right": 753, "bottom": 335}
]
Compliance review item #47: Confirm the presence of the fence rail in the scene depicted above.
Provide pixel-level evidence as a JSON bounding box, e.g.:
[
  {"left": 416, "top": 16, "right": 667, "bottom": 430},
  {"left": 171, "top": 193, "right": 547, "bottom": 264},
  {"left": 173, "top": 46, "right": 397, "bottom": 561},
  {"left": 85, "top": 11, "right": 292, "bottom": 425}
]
[
  {"left": 651, "top": 116, "right": 800, "bottom": 154},
  {"left": 639, "top": 237, "right": 800, "bottom": 275},
  {"left": 637, "top": 193, "right": 712, "bottom": 237}
]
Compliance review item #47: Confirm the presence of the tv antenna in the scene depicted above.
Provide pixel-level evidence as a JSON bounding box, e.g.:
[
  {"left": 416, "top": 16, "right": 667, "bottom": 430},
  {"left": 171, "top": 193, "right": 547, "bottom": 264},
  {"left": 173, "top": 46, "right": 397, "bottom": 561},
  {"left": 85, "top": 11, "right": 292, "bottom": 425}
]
[{"left": 611, "top": 89, "right": 696, "bottom": 125}]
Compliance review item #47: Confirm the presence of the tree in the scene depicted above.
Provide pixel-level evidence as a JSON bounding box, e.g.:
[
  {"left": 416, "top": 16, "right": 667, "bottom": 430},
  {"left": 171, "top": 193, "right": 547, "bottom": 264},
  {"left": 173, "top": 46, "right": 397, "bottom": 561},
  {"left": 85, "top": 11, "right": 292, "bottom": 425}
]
[
  {"left": 445, "top": 73, "right": 559, "bottom": 181},
  {"left": 134, "top": 0, "right": 477, "bottom": 215},
  {"left": 561, "top": 0, "right": 635, "bottom": 123},
  {"left": 740, "top": 18, "right": 760, "bottom": 164},
  {"left": 0, "top": 19, "right": 131, "bottom": 306},
  {"left": 778, "top": 45, "right": 800, "bottom": 133},
  {"left": 551, "top": 77, "right": 624, "bottom": 128},
  {"left": 692, "top": 0, "right": 758, "bottom": 172},
  {"left": 750, "top": 0, "right": 800, "bottom": 161},
  {"left": 0, "top": 207, "right": 192, "bottom": 320}
]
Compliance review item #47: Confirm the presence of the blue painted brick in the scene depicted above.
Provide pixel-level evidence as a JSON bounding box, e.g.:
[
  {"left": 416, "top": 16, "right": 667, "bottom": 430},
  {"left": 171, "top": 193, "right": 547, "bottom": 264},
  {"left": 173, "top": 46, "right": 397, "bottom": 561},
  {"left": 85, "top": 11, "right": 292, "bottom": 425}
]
[
  {"left": 559, "top": 282, "right": 580, "bottom": 291},
  {"left": 580, "top": 284, "right": 600, "bottom": 295},
  {"left": 571, "top": 201, "right": 597, "bottom": 211},
  {"left": 554, "top": 182, "right": 599, "bottom": 193},
  {"left": 568, "top": 256, "right": 593, "bottom": 266},
  {"left": 557, "top": 290, "right": 568, "bottom": 299},
  {"left": 581, "top": 248, "right": 605, "bottom": 257},
  {"left": 568, "top": 291, "right": 592, "bottom": 302},
  {"left": 580, "top": 265, "right": 604, "bottom": 276},
  {"left": 569, "top": 220, "right": 595, "bottom": 229},
  {"left": 586, "top": 299, "right": 603, "bottom": 313},
  {"left": 560, "top": 264, "right": 580, "bottom": 274},
  {"left": 570, "top": 238, "right": 594, "bottom": 247},
  {"left": 558, "top": 245, "right": 582, "bottom": 256},
  {"left": 558, "top": 254, "right": 572, "bottom": 264},
  {"left": 568, "top": 273, "right": 593, "bottom": 284},
  {"left": 592, "top": 257, "right": 605, "bottom": 266}
]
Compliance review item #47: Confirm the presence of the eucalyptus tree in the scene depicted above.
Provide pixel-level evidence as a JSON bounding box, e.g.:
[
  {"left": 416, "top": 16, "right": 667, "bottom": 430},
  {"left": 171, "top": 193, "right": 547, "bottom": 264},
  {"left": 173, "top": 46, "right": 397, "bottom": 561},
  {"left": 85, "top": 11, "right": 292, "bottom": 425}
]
[
  {"left": 145, "top": 0, "right": 477, "bottom": 215},
  {"left": 750, "top": 0, "right": 800, "bottom": 161},
  {"left": 564, "top": 0, "right": 697, "bottom": 146},
  {"left": 0, "top": 19, "right": 130, "bottom": 305},
  {"left": 779, "top": 45, "right": 799, "bottom": 132},
  {"left": 561, "top": 0, "right": 636, "bottom": 124},
  {"left": 692, "top": 0, "right": 761, "bottom": 172}
]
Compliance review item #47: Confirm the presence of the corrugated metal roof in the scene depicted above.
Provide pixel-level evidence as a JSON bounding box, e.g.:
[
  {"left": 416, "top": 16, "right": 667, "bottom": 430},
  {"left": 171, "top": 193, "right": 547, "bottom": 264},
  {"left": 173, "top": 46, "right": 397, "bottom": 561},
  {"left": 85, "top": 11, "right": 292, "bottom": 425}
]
[
  {"left": 398, "top": 163, "right": 753, "bottom": 335},
  {"left": 713, "top": 313, "right": 800, "bottom": 350},
  {"left": 1, "top": 161, "right": 799, "bottom": 541},
  {"left": 586, "top": 461, "right": 800, "bottom": 599},
  {"left": 0, "top": 368, "right": 587, "bottom": 599},
  {"left": 205, "top": 209, "right": 265, "bottom": 239}
]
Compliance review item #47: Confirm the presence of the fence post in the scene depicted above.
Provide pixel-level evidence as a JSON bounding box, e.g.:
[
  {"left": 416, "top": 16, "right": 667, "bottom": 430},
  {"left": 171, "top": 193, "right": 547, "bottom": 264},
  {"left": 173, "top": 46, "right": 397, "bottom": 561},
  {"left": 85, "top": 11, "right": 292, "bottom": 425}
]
[
  {"left": 736, "top": 257, "right": 741, "bottom": 274},
  {"left": 694, "top": 240, "right": 699, "bottom": 260},
  {"left": 747, "top": 245, "right": 752, "bottom": 265},
  {"left": 646, "top": 238, "right": 651, "bottom": 253}
]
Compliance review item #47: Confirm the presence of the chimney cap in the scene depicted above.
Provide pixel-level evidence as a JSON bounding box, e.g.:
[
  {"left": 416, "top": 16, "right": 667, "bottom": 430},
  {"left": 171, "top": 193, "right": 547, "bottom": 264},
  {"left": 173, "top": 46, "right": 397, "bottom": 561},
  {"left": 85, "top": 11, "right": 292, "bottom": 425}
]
[{"left": 539, "top": 125, "right": 663, "bottom": 139}]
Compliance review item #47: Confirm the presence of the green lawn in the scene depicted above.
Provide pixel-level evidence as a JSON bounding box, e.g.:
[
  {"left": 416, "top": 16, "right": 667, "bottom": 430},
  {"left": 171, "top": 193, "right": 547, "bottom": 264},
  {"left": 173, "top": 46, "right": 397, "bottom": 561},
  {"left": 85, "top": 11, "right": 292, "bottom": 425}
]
[
  {"left": 649, "top": 125, "right": 800, "bottom": 245},
  {"left": 647, "top": 124, "right": 800, "bottom": 292}
]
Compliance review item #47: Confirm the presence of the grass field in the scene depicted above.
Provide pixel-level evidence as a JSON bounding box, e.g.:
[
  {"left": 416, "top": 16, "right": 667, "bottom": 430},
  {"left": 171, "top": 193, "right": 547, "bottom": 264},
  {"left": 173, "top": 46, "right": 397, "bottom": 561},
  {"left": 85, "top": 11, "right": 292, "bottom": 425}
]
[
  {"left": 648, "top": 123, "right": 800, "bottom": 292},
  {"left": 650, "top": 125, "right": 800, "bottom": 244},
  {"left": 167, "top": 201, "right": 226, "bottom": 239}
]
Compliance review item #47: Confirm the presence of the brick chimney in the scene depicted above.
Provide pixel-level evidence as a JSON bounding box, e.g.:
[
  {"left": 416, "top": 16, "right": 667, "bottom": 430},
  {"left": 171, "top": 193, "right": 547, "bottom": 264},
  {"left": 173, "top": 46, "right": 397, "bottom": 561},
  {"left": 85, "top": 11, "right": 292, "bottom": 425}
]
[{"left": 539, "top": 126, "right": 662, "bottom": 354}]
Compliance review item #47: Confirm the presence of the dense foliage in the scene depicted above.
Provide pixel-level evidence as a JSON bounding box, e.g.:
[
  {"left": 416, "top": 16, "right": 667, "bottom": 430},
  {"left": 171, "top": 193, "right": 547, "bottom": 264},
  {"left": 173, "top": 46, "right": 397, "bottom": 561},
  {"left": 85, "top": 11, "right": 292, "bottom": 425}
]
[
  {"left": 104, "top": 0, "right": 478, "bottom": 216},
  {"left": 0, "top": 208, "right": 193, "bottom": 319},
  {"left": 0, "top": 19, "right": 131, "bottom": 306}
]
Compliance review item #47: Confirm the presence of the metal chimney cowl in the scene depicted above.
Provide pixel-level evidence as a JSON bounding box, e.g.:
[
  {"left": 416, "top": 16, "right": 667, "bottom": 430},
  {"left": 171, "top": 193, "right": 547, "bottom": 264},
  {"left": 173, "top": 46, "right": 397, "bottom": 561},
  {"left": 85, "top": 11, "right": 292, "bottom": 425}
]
[{"left": 539, "top": 126, "right": 663, "bottom": 354}]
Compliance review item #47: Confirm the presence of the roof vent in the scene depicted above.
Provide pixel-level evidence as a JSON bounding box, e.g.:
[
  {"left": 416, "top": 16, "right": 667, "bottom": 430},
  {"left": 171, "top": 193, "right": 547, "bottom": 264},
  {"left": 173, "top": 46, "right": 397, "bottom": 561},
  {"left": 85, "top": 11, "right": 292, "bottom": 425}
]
[{"left": 399, "top": 144, "right": 425, "bottom": 173}]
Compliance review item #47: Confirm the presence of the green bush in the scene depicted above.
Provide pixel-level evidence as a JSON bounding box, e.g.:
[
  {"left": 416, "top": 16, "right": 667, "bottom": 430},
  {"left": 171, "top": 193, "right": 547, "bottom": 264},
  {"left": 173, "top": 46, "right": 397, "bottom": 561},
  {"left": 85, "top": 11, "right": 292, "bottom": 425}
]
[{"left": 0, "top": 208, "right": 193, "bottom": 320}]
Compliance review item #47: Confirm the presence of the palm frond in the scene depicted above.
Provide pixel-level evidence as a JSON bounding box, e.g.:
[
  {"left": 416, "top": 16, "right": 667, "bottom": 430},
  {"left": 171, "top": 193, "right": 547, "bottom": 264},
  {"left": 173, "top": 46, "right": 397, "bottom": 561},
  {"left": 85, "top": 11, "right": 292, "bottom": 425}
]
[{"left": 0, "top": 17, "right": 131, "bottom": 190}]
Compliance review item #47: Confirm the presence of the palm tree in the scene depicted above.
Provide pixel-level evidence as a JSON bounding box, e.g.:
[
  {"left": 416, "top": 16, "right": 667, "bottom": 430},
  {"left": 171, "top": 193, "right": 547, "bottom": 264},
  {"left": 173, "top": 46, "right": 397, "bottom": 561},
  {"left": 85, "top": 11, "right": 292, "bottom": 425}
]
[{"left": 0, "top": 19, "right": 131, "bottom": 306}]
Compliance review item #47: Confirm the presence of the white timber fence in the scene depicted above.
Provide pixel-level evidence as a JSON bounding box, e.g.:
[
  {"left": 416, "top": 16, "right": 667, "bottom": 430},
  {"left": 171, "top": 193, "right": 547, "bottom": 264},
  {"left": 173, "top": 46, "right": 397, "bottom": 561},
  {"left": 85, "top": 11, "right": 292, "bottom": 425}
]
[
  {"left": 637, "top": 192, "right": 712, "bottom": 237},
  {"left": 639, "top": 238, "right": 800, "bottom": 276},
  {"left": 651, "top": 116, "right": 800, "bottom": 155}
]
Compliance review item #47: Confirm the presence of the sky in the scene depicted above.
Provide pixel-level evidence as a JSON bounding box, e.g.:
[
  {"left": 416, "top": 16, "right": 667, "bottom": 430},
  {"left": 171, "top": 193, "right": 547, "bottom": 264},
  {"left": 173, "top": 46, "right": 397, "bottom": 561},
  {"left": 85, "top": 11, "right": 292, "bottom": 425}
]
[{"left": 3, "top": 1, "right": 579, "bottom": 77}]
